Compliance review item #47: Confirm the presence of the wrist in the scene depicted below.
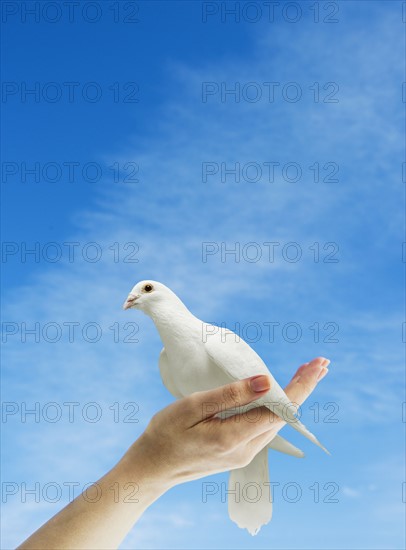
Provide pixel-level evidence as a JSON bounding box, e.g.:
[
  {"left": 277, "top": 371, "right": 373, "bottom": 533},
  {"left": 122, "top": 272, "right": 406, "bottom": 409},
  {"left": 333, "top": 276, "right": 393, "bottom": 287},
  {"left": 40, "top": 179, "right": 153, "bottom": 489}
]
[{"left": 112, "top": 435, "right": 174, "bottom": 503}]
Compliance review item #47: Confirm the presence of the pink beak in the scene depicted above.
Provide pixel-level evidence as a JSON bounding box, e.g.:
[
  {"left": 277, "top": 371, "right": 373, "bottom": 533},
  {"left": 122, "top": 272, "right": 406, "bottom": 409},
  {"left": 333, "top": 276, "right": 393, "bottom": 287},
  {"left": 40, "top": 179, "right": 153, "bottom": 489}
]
[{"left": 123, "top": 294, "right": 137, "bottom": 310}]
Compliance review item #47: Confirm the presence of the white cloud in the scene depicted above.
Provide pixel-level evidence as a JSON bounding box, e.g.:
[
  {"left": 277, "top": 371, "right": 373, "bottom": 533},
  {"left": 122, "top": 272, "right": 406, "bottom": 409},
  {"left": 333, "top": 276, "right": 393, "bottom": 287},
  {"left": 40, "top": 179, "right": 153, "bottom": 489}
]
[{"left": 341, "top": 486, "right": 361, "bottom": 498}]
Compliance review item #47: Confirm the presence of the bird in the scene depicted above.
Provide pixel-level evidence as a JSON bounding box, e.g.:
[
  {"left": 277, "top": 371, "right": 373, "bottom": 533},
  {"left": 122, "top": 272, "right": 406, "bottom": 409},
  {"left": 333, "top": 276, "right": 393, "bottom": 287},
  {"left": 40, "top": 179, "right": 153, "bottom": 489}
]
[{"left": 123, "top": 280, "right": 329, "bottom": 535}]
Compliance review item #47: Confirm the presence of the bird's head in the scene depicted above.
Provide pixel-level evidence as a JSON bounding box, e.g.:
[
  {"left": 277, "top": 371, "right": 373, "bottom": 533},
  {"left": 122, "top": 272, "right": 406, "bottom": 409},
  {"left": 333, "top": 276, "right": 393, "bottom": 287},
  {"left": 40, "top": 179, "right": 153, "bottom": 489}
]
[{"left": 122, "top": 280, "right": 179, "bottom": 313}]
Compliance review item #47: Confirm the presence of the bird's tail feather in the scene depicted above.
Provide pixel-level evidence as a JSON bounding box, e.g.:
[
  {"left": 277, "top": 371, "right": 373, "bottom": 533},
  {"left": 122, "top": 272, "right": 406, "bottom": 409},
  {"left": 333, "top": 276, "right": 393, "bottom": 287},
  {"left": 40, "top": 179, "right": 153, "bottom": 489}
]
[
  {"left": 260, "top": 389, "right": 330, "bottom": 454},
  {"left": 268, "top": 434, "right": 304, "bottom": 457},
  {"left": 288, "top": 416, "right": 330, "bottom": 455},
  {"left": 228, "top": 447, "right": 272, "bottom": 535}
]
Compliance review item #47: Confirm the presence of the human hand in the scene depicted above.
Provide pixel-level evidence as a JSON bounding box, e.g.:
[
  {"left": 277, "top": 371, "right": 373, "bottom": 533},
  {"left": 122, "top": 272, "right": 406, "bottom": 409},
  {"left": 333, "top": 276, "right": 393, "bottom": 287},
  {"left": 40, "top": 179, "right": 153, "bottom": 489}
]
[
  {"left": 122, "top": 357, "right": 330, "bottom": 489},
  {"left": 17, "top": 357, "right": 329, "bottom": 550}
]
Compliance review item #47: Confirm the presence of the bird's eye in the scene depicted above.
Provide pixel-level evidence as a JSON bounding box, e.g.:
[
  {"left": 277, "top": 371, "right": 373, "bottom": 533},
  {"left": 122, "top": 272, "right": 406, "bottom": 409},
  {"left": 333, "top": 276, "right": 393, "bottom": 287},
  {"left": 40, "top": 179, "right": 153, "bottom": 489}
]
[{"left": 144, "top": 284, "right": 153, "bottom": 293}]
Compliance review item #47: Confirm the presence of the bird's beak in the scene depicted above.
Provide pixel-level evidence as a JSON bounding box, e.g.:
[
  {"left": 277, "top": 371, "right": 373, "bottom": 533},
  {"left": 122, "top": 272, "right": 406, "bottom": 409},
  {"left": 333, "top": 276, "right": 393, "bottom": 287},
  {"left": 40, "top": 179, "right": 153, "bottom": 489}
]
[{"left": 123, "top": 294, "right": 138, "bottom": 310}]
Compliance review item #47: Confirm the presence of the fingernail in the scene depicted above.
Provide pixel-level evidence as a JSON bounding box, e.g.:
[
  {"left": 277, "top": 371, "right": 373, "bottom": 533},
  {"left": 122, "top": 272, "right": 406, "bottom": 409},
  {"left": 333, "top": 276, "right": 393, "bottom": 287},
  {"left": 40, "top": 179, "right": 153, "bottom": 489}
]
[
  {"left": 321, "top": 359, "right": 330, "bottom": 368},
  {"left": 317, "top": 367, "right": 329, "bottom": 381},
  {"left": 250, "top": 375, "right": 271, "bottom": 393}
]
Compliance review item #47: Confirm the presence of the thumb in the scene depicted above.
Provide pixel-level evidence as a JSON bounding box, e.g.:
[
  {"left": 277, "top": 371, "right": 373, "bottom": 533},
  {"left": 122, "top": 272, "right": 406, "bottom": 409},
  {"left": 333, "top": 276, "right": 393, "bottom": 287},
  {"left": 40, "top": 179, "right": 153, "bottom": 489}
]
[{"left": 187, "top": 375, "right": 271, "bottom": 424}]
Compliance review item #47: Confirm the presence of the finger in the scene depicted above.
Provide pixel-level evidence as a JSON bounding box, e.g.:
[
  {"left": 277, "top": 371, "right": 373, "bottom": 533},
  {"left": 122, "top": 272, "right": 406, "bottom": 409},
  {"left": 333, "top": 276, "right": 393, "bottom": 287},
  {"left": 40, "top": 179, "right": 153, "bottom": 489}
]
[
  {"left": 243, "top": 358, "right": 331, "bottom": 454},
  {"left": 284, "top": 356, "right": 330, "bottom": 407},
  {"left": 229, "top": 357, "right": 330, "bottom": 439},
  {"left": 216, "top": 405, "right": 279, "bottom": 443},
  {"left": 197, "top": 358, "right": 330, "bottom": 457},
  {"left": 184, "top": 375, "right": 272, "bottom": 425}
]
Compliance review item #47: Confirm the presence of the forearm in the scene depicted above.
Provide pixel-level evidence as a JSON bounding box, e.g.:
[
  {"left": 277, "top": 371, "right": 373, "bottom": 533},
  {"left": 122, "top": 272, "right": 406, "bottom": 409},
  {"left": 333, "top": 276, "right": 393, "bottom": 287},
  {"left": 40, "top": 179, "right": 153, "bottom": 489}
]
[{"left": 17, "top": 438, "right": 169, "bottom": 550}]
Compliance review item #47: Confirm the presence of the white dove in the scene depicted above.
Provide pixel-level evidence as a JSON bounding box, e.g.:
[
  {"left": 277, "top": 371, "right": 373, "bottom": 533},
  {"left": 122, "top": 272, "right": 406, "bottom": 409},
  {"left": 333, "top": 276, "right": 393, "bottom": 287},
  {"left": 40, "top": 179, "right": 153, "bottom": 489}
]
[{"left": 123, "top": 280, "right": 329, "bottom": 535}]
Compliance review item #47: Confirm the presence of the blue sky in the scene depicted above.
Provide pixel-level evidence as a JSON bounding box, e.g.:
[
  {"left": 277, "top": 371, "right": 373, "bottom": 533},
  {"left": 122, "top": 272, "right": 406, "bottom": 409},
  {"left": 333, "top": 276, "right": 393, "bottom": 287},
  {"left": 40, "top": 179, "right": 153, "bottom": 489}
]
[{"left": 1, "top": 1, "right": 405, "bottom": 548}]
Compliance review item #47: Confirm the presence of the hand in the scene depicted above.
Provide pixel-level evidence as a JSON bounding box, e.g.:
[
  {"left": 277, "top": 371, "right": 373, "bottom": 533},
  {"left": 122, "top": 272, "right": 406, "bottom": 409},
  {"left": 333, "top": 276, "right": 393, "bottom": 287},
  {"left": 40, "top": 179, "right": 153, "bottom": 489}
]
[
  {"left": 122, "top": 356, "right": 330, "bottom": 489},
  {"left": 18, "top": 357, "right": 329, "bottom": 549}
]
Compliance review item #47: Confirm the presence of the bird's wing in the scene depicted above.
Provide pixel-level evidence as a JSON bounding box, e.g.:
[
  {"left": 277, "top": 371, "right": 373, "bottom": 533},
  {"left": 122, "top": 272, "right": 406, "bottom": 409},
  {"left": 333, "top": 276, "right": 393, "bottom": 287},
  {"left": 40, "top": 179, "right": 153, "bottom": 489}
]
[
  {"left": 159, "top": 348, "right": 184, "bottom": 398},
  {"left": 203, "top": 325, "right": 272, "bottom": 379},
  {"left": 204, "top": 324, "right": 330, "bottom": 454},
  {"left": 203, "top": 324, "right": 291, "bottom": 412},
  {"left": 268, "top": 435, "right": 304, "bottom": 458}
]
